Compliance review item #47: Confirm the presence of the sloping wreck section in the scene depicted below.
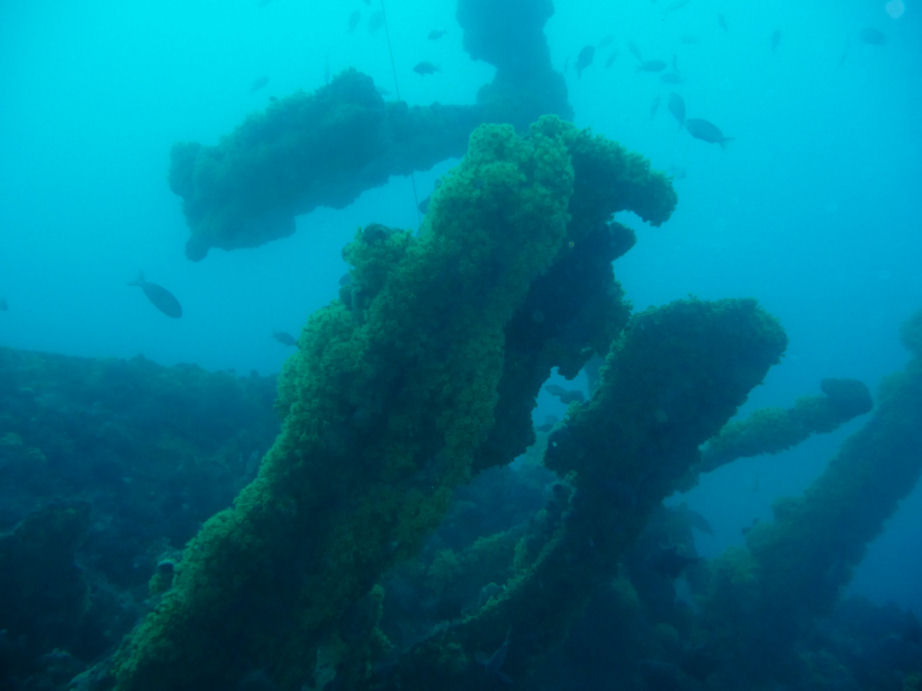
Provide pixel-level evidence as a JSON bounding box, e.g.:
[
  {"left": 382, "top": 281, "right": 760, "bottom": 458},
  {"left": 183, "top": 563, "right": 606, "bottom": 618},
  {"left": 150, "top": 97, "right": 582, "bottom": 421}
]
[
  {"left": 0, "top": 348, "right": 278, "bottom": 688},
  {"left": 111, "top": 116, "right": 676, "bottom": 690},
  {"left": 169, "top": 0, "right": 571, "bottom": 260}
]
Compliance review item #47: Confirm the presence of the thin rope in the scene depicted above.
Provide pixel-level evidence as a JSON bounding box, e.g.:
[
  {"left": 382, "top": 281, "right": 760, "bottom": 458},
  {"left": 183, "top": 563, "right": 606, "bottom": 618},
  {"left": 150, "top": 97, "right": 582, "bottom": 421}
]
[{"left": 378, "top": 0, "right": 423, "bottom": 226}]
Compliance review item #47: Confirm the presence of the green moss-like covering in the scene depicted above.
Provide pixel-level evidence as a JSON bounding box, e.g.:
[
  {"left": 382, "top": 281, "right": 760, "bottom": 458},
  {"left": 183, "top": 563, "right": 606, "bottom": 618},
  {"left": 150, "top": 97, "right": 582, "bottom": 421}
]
[
  {"left": 115, "top": 116, "right": 678, "bottom": 690},
  {"left": 694, "top": 378, "right": 872, "bottom": 479},
  {"left": 699, "top": 314, "right": 922, "bottom": 686},
  {"left": 368, "top": 299, "right": 786, "bottom": 689}
]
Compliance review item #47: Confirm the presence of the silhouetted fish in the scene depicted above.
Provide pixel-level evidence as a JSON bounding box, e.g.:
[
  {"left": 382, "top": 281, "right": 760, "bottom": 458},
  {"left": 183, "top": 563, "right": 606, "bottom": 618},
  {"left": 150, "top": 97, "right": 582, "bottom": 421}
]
[
  {"left": 413, "top": 61, "right": 439, "bottom": 76},
  {"left": 475, "top": 632, "right": 512, "bottom": 685},
  {"left": 638, "top": 59, "right": 667, "bottom": 72},
  {"left": 771, "top": 29, "right": 782, "bottom": 52},
  {"left": 367, "top": 10, "right": 384, "bottom": 34},
  {"left": 647, "top": 545, "right": 699, "bottom": 578},
  {"left": 545, "top": 384, "right": 585, "bottom": 404},
  {"left": 347, "top": 9, "right": 361, "bottom": 33},
  {"left": 575, "top": 45, "right": 595, "bottom": 78},
  {"left": 0, "top": 298, "right": 6, "bottom": 311},
  {"left": 604, "top": 49, "right": 619, "bottom": 68},
  {"left": 859, "top": 27, "right": 886, "bottom": 45},
  {"left": 427, "top": 28, "right": 447, "bottom": 40},
  {"left": 650, "top": 95, "right": 661, "bottom": 119},
  {"left": 668, "top": 92, "right": 685, "bottom": 127},
  {"left": 272, "top": 331, "right": 298, "bottom": 347},
  {"left": 685, "top": 118, "right": 732, "bottom": 148},
  {"left": 249, "top": 75, "right": 270, "bottom": 93},
  {"left": 718, "top": 13, "right": 728, "bottom": 32},
  {"left": 129, "top": 272, "right": 182, "bottom": 318},
  {"left": 628, "top": 41, "right": 644, "bottom": 62},
  {"left": 535, "top": 415, "right": 558, "bottom": 433}
]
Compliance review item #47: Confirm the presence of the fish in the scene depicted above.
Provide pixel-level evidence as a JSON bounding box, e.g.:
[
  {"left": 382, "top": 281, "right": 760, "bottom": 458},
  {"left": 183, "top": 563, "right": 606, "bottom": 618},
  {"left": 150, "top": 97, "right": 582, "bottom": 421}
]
[
  {"left": 272, "top": 331, "right": 298, "bottom": 347},
  {"left": 718, "top": 13, "right": 728, "bottom": 32},
  {"left": 347, "top": 9, "right": 362, "bottom": 33},
  {"left": 598, "top": 34, "right": 615, "bottom": 49},
  {"left": 0, "top": 298, "right": 7, "bottom": 311},
  {"left": 647, "top": 545, "right": 700, "bottom": 578},
  {"left": 413, "top": 61, "right": 439, "bottom": 76},
  {"left": 627, "top": 41, "right": 645, "bottom": 62},
  {"left": 128, "top": 272, "right": 182, "bottom": 318},
  {"left": 859, "top": 27, "right": 886, "bottom": 45},
  {"left": 535, "top": 415, "right": 558, "bottom": 433},
  {"left": 249, "top": 75, "right": 270, "bottom": 93},
  {"left": 545, "top": 384, "right": 585, "bottom": 404},
  {"left": 427, "top": 28, "right": 447, "bottom": 40},
  {"left": 650, "top": 95, "right": 661, "bottom": 120},
  {"left": 475, "top": 632, "right": 512, "bottom": 685},
  {"left": 771, "top": 29, "right": 782, "bottom": 52},
  {"left": 604, "top": 49, "right": 619, "bottom": 68},
  {"left": 367, "top": 10, "right": 385, "bottom": 34},
  {"left": 637, "top": 59, "right": 667, "bottom": 72},
  {"left": 661, "top": 71, "right": 683, "bottom": 84},
  {"left": 662, "top": 0, "right": 690, "bottom": 17},
  {"left": 667, "top": 92, "right": 685, "bottom": 127},
  {"left": 685, "top": 118, "right": 732, "bottom": 148},
  {"left": 679, "top": 34, "right": 700, "bottom": 45},
  {"left": 575, "top": 45, "right": 595, "bottom": 78}
]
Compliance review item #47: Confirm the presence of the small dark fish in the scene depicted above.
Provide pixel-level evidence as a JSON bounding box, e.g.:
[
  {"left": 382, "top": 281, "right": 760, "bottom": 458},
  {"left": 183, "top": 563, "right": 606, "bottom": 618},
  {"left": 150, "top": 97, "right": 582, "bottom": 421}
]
[
  {"left": 417, "top": 195, "right": 430, "bottom": 214},
  {"left": 0, "top": 298, "right": 7, "bottom": 311},
  {"left": 129, "top": 272, "right": 182, "bottom": 318},
  {"left": 347, "top": 9, "right": 361, "bottom": 33},
  {"left": 627, "top": 41, "right": 645, "bottom": 62},
  {"left": 718, "top": 13, "right": 728, "bottom": 32},
  {"left": 575, "top": 45, "right": 595, "bottom": 78},
  {"left": 535, "top": 415, "right": 558, "bottom": 433},
  {"left": 647, "top": 545, "right": 699, "bottom": 578},
  {"left": 685, "top": 117, "right": 732, "bottom": 148},
  {"left": 859, "top": 27, "right": 886, "bottom": 45},
  {"left": 661, "top": 71, "right": 683, "bottom": 84},
  {"left": 545, "top": 384, "right": 585, "bottom": 404},
  {"left": 662, "top": 0, "right": 690, "bottom": 17},
  {"left": 679, "top": 645, "right": 720, "bottom": 682},
  {"left": 475, "top": 632, "right": 512, "bottom": 685},
  {"left": 598, "top": 34, "right": 615, "bottom": 49},
  {"left": 272, "top": 331, "right": 298, "bottom": 347},
  {"left": 638, "top": 59, "right": 667, "bottom": 72},
  {"left": 650, "top": 95, "right": 661, "bottom": 119},
  {"left": 249, "top": 75, "right": 270, "bottom": 93},
  {"left": 771, "top": 29, "right": 782, "bottom": 52},
  {"left": 367, "top": 10, "right": 384, "bottom": 34},
  {"left": 427, "top": 28, "right": 447, "bottom": 40},
  {"left": 604, "top": 49, "right": 619, "bottom": 68},
  {"left": 666, "top": 164, "right": 687, "bottom": 180},
  {"left": 679, "top": 34, "right": 700, "bottom": 45},
  {"left": 413, "top": 61, "right": 439, "bottom": 75},
  {"left": 257, "top": 0, "right": 273, "bottom": 7},
  {"left": 639, "top": 659, "right": 682, "bottom": 691},
  {"left": 667, "top": 91, "right": 685, "bottom": 127}
]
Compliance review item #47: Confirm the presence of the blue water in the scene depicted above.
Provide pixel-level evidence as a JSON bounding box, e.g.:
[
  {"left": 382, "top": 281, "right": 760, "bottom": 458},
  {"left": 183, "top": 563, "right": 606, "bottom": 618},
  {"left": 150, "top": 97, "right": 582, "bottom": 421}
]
[{"left": 1, "top": 0, "right": 920, "bottom": 618}]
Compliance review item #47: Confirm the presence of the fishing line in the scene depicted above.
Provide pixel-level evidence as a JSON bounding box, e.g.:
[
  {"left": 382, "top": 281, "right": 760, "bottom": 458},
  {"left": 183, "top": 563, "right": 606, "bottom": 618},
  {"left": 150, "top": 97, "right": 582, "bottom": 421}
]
[{"left": 378, "top": 0, "right": 423, "bottom": 225}]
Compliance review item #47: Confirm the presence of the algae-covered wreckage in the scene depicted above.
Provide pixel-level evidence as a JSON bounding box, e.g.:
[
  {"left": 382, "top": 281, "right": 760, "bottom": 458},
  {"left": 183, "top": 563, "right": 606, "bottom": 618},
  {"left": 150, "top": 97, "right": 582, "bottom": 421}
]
[{"left": 3, "top": 0, "right": 922, "bottom": 690}]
